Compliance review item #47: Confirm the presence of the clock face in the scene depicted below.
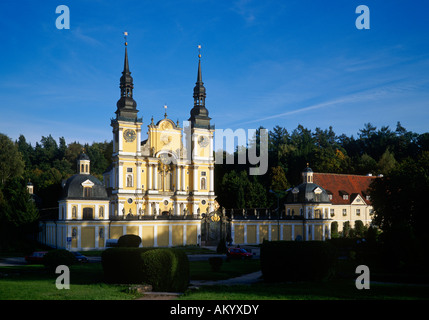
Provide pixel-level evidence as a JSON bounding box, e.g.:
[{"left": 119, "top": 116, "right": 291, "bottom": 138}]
[
  {"left": 160, "top": 153, "right": 172, "bottom": 164},
  {"left": 123, "top": 129, "right": 136, "bottom": 142},
  {"left": 198, "top": 136, "right": 209, "bottom": 147}
]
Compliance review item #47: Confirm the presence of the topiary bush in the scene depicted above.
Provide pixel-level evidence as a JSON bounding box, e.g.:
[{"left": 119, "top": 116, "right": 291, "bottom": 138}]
[
  {"left": 141, "top": 248, "right": 190, "bottom": 292},
  {"left": 117, "top": 234, "right": 142, "bottom": 247},
  {"left": 102, "top": 247, "right": 150, "bottom": 284},
  {"left": 43, "top": 249, "right": 77, "bottom": 272},
  {"left": 102, "top": 247, "right": 190, "bottom": 291}
]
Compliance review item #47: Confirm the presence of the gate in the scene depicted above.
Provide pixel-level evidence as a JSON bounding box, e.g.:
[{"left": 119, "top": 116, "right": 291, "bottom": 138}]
[{"left": 201, "top": 211, "right": 229, "bottom": 246}]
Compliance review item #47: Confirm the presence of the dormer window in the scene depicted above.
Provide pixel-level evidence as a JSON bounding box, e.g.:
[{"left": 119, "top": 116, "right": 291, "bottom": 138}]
[{"left": 339, "top": 190, "right": 349, "bottom": 200}]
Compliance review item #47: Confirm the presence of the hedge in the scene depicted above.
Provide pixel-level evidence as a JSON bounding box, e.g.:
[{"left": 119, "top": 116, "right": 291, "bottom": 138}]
[
  {"left": 101, "top": 247, "right": 190, "bottom": 292},
  {"left": 260, "top": 240, "right": 337, "bottom": 282}
]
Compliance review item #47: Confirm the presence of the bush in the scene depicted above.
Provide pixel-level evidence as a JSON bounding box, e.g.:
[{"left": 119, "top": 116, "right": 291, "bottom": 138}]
[
  {"left": 117, "top": 234, "right": 142, "bottom": 247},
  {"left": 43, "top": 249, "right": 76, "bottom": 271},
  {"left": 208, "top": 257, "right": 223, "bottom": 272},
  {"left": 102, "top": 247, "right": 190, "bottom": 292},
  {"left": 260, "top": 240, "right": 337, "bottom": 282},
  {"left": 102, "top": 247, "right": 149, "bottom": 284},
  {"left": 141, "top": 248, "right": 190, "bottom": 292}
]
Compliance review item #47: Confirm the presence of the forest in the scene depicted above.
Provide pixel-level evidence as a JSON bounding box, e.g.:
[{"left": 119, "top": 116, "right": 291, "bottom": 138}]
[{"left": 1, "top": 121, "right": 429, "bottom": 251}]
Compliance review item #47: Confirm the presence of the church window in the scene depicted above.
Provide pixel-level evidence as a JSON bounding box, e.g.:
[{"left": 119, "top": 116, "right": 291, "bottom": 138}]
[
  {"left": 72, "top": 206, "right": 77, "bottom": 219},
  {"left": 330, "top": 209, "right": 335, "bottom": 217},
  {"left": 127, "top": 168, "right": 133, "bottom": 172},
  {"left": 315, "top": 193, "right": 320, "bottom": 202},
  {"left": 99, "top": 206, "right": 104, "bottom": 218},
  {"left": 201, "top": 171, "right": 206, "bottom": 176},
  {"left": 85, "top": 164, "right": 89, "bottom": 173},
  {"left": 342, "top": 209, "right": 347, "bottom": 216},
  {"left": 81, "top": 164, "right": 85, "bottom": 172},
  {"left": 356, "top": 209, "right": 361, "bottom": 216}
]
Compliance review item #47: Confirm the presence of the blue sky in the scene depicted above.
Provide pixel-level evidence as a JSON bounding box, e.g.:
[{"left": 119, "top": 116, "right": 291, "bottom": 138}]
[{"left": 0, "top": 0, "right": 428, "bottom": 145}]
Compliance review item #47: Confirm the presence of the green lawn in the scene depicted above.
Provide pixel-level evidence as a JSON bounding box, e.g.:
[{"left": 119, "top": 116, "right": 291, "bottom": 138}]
[
  {"left": 180, "top": 281, "right": 429, "bottom": 300},
  {"left": 0, "top": 263, "right": 141, "bottom": 300},
  {"left": 1, "top": 257, "right": 428, "bottom": 300},
  {"left": 190, "top": 258, "right": 261, "bottom": 280}
]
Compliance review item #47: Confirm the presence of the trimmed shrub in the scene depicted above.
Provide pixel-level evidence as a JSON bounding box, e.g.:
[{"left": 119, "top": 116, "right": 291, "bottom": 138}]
[
  {"left": 141, "top": 248, "right": 190, "bottom": 292},
  {"left": 208, "top": 257, "right": 223, "bottom": 272},
  {"left": 260, "top": 240, "right": 337, "bottom": 282},
  {"left": 43, "top": 249, "right": 76, "bottom": 271},
  {"left": 102, "top": 247, "right": 190, "bottom": 291},
  {"left": 117, "top": 234, "right": 142, "bottom": 247},
  {"left": 102, "top": 247, "right": 150, "bottom": 284}
]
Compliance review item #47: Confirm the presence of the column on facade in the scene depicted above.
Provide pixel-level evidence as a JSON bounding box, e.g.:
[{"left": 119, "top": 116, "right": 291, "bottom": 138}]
[
  {"left": 209, "top": 166, "right": 214, "bottom": 193},
  {"left": 147, "top": 201, "right": 152, "bottom": 216},
  {"left": 193, "top": 165, "right": 198, "bottom": 192},
  {"left": 153, "top": 164, "right": 158, "bottom": 190},
  {"left": 136, "top": 129, "right": 141, "bottom": 154},
  {"left": 176, "top": 165, "right": 181, "bottom": 191},
  {"left": 118, "top": 128, "right": 123, "bottom": 152},
  {"left": 148, "top": 164, "right": 153, "bottom": 190},
  {"left": 181, "top": 166, "right": 186, "bottom": 191},
  {"left": 136, "top": 162, "right": 141, "bottom": 191},
  {"left": 118, "top": 201, "right": 124, "bottom": 216},
  {"left": 118, "top": 162, "right": 123, "bottom": 189}
]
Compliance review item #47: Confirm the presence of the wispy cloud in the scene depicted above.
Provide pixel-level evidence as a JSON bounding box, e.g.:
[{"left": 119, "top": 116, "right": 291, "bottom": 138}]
[{"left": 241, "top": 81, "right": 426, "bottom": 125}]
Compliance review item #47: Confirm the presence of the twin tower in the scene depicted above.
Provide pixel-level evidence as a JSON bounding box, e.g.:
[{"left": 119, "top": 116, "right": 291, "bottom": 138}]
[{"left": 104, "top": 42, "right": 216, "bottom": 219}]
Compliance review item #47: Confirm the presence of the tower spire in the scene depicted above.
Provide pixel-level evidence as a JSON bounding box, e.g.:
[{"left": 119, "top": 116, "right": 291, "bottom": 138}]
[
  {"left": 189, "top": 44, "right": 211, "bottom": 129},
  {"left": 115, "top": 31, "right": 138, "bottom": 121}
]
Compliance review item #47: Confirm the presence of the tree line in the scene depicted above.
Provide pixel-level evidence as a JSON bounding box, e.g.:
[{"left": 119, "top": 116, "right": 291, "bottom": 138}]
[{"left": 215, "top": 121, "right": 429, "bottom": 209}]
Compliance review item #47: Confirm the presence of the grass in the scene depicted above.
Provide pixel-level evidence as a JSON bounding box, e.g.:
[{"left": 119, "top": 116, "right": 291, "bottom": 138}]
[
  {"left": 180, "top": 280, "right": 429, "bottom": 300},
  {"left": 0, "top": 263, "right": 141, "bottom": 300},
  {"left": 2, "top": 253, "right": 428, "bottom": 300},
  {"left": 190, "top": 258, "right": 260, "bottom": 281}
]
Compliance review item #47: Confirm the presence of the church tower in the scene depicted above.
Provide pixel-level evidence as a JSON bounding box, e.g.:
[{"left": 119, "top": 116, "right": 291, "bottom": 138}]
[{"left": 187, "top": 46, "right": 215, "bottom": 214}]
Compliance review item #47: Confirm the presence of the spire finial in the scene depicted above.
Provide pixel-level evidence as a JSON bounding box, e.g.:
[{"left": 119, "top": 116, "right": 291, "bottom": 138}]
[
  {"left": 164, "top": 104, "right": 168, "bottom": 118},
  {"left": 124, "top": 31, "right": 128, "bottom": 46},
  {"left": 198, "top": 44, "right": 202, "bottom": 59}
]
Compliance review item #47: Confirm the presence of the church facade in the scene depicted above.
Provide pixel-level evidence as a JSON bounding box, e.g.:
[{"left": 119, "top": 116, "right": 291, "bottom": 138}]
[{"left": 38, "top": 43, "right": 215, "bottom": 250}]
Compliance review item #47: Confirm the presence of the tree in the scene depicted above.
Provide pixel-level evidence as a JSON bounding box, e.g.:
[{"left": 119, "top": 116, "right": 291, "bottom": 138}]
[
  {"left": 369, "top": 151, "right": 429, "bottom": 243},
  {"left": 0, "top": 133, "right": 25, "bottom": 186}
]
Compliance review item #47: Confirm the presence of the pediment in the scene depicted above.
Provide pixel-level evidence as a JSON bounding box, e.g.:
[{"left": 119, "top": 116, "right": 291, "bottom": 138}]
[{"left": 81, "top": 179, "right": 94, "bottom": 187}]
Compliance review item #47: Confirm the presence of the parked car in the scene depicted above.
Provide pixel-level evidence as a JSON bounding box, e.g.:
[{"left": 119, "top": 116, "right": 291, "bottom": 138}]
[
  {"left": 25, "top": 251, "right": 48, "bottom": 264},
  {"left": 226, "top": 247, "right": 253, "bottom": 259},
  {"left": 72, "top": 251, "right": 89, "bottom": 263}
]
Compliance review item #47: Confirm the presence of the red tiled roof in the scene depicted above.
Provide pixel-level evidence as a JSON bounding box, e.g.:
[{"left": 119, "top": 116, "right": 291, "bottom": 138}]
[{"left": 313, "top": 173, "right": 377, "bottom": 205}]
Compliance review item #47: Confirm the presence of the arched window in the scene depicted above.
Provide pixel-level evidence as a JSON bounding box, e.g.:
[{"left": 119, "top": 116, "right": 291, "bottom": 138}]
[
  {"left": 85, "top": 164, "right": 89, "bottom": 173},
  {"left": 99, "top": 206, "right": 104, "bottom": 218},
  {"left": 72, "top": 206, "right": 77, "bottom": 219}
]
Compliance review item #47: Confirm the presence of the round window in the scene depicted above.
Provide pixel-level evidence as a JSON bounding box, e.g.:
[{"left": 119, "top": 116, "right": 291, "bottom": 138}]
[
  {"left": 127, "top": 198, "right": 133, "bottom": 204},
  {"left": 164, "top": 200, "right": 169, "bottom": 205},
  {"left": 201, "top": 200, "right": 206, "bottom": 205}
]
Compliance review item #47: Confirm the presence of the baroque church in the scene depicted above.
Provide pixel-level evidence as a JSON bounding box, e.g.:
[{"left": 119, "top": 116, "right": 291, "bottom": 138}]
[
  {"left": 38, "top": 41, "right": 216, "bottom": 250},
  {"left": 37, "top": 41, "right": 377, "bottom": 251}
]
